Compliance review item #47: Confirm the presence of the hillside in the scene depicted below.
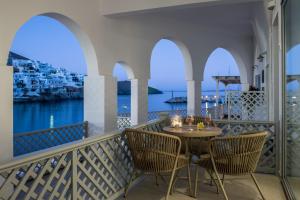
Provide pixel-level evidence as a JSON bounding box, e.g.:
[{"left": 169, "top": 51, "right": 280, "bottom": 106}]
[
  {"left": 118, "top": 81, "right": 162, "bottom": 95},
  {"left": 7, "top": 51, "right": 30, "bottom": 66}
]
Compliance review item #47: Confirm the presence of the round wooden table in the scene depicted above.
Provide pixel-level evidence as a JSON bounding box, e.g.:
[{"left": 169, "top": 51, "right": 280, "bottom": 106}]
[
  {"left": 163, "top": 125, "right": 222, "bottom": 155},
  {"left": 163, "top": 125, "right": 222, "bottom": 138},
  {"left": 163, "top": 125, "right": 222, "bottom": 197}
]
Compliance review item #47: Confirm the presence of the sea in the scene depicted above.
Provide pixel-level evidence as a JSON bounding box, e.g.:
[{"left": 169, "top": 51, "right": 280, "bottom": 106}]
[{"left": 14, "top": 91, "right": 224, "bottom": 134}]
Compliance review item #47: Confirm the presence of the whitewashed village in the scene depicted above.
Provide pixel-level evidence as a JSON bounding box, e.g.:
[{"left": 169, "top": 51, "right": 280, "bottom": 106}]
[{"left": 8, "top": 52, "right": 84, "bottom": 102}]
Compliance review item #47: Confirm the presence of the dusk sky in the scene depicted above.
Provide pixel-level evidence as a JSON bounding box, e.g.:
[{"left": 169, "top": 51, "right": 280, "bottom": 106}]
[{"left": 11, "top": 16, "right": 240, "bottom": 91}]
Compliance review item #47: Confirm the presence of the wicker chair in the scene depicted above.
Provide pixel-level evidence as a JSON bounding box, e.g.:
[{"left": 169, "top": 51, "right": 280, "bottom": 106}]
[
  {"left": 194, "top": 131, "right": 268, "bottom": 200},
  {"left": 124, "top": 129, "right": 191, "bottom": 200}
]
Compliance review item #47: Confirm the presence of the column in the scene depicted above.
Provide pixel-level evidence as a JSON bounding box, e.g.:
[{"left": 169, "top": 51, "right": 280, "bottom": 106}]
[
  {"left": 84, "top": 75, "right": 117, "bottom": 136},
  {"left": 0, "top": 66, "right": 13, "bottom": 163},
  {"left": 187, "top": 80, "right": 201, "bottom": 116},
  {"left": 216, "top": 80, "right": 220, "bottom": 106},
  {"left": 131, "top": 78, "right": 148, "bottom": 125}
]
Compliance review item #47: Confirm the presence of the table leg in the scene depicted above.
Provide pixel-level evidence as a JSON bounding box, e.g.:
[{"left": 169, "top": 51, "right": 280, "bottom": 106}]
[{"left": 185, "top": 139, "right": 193, "bottom": 196}]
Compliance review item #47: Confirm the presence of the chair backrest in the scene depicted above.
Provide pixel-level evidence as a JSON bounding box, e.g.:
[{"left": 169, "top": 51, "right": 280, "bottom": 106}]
[
  {"left": 124, "top": 128, "right": 181, "bottom": 173},
  {"left": 183, "top": 116, "right": 217, "bottom": 127},
  {"left": 209, "top": 131, "right": 268, "bottom": 175}
]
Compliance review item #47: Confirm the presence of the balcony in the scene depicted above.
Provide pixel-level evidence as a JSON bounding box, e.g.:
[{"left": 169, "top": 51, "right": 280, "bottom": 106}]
[
  {"left": 0, "top": 116, "right": 281, "bottom": 199},
  {"left": 0, "top": 0, "right": 297, "bottom": 199}
]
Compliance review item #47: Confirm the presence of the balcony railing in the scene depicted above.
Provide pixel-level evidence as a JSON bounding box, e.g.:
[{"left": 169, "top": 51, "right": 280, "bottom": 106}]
[
  {"left": 3, "top": 118, "right": 277, "bottom": 200},
  {"left": 13, "top": 122, "right": 88, "bottom": 156},
  {"left": 1, "top": 131, "right": 133, "bottom": 200},
  {"left": 117, "top": 91, "right": 269, "bottom": 130},
  {"left": 13, "top": 92, "right": 271, "bottom": 157},
  {"left": 226, "top": 91, "right": 269, "bottom": 121}
]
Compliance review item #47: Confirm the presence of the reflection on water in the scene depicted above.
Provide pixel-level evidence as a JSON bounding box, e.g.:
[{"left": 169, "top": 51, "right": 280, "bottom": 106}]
[{"left": 14, "top": 100, "right": 83, "bottom": 134}]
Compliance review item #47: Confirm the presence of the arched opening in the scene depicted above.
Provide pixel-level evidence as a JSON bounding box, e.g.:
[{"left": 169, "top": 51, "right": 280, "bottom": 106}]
[
  {"left": 202, "top": 48, "right": 241, "bottom": 116},
  {"left": 9, "top": 15, "right": 96, "bottom": 155},
  {"left": 113, "top": 62, "right": 134, "bottom": 118},
  {"left": 149, "top": 39, "right": 189, "bottom": 116}
]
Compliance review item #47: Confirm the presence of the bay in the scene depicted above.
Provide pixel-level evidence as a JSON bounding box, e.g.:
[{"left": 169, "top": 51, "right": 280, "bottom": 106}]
[{"left": 14, "top": 91, "right": 224, "bottom": 134}]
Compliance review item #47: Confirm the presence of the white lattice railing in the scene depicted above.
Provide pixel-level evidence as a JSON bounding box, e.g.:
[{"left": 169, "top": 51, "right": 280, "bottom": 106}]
[
  {"left": 13, "top": 122, "right": 88, "bottom": 157},
  {"left": 117, "top": 117, "right": 132, "bottom": 130},
  {"left": 226, "top": 91, "right": 269, "bottom": 121},
  {"left": 0, "top": 131, "right": 134, "bottom": 200}
]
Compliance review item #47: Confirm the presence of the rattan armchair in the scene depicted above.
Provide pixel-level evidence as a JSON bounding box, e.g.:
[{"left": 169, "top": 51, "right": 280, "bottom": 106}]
[
  {"left": 124, "top": 128, "right": 191, "bottom": 200},
  {"left": 194, "top": 131, "right": 268, "bottom": 200}
]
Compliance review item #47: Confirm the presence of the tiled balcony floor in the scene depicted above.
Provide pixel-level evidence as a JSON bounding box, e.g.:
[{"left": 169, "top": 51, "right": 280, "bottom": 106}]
[{"left": 125, "top": 168, "right": 286, "bottom": 200}]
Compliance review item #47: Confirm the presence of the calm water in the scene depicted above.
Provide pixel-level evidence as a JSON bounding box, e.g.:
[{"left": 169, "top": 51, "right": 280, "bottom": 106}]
[{"left": 14, "top": 91, "right": 224, "bottom": 134}]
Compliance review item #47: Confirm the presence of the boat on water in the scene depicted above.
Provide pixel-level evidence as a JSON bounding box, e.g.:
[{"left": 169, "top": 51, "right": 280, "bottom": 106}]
[{"left": 165, "top": 97, "right": 187, "bottom": 103}]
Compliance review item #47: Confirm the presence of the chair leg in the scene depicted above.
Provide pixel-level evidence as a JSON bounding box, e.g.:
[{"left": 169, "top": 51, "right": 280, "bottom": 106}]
[
  {"left": 221, "top": 173, "right": 225, "bottom": 185},
  {"left": 166, "top": 168, "right": 177, "bottom": 200},
  {"left": 194, "top": 166, "right": 199, "bottom": 197},
  {"left": 250, "top": 173, "right": 265, "bottom": 200},
  {"left": 211, "top": 161, "right": 229, "bottom": 200},
  {"left": 170, "top": 170, "right": 180, "bottom": 195},
  {"left": 159, "top": 173, "right": 167, "bottom": 184},
  {"left": 208, "top": 169, "right": 219, "bottom": 194},
  {"left": 209, "top": 172, "right": 213, "bottom": 186},
  {"left": 187, "top": 163, "right": 192, "bottom": 196},
  {"left": 155, "top": 174, "right": 159, "bottom": 186}
]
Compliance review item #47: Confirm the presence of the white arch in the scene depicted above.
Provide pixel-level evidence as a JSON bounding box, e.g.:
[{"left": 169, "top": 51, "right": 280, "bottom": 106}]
[
  {"left": 112, "top": 61, "right": 144, "bottom": 126},
  {"left": 150, "top": 37, "right": 193, "bottom": 81},
  {"left": 9, "top": 12, "right": 99, "bottom": 76},
  {"left": 113, "top": 61, "right": 135, "bottom": 80},
  {"left": 227, "top": 47, "right": 249, "bottom": 85},
  {"left": 202, "top": 47, "right": 249, "bottom": 85}
]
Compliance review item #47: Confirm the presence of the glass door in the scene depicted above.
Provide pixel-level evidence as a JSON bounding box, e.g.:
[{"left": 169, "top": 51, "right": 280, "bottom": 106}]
[{"left": 284, "top": 0, "right": 300, "bottom": 199}]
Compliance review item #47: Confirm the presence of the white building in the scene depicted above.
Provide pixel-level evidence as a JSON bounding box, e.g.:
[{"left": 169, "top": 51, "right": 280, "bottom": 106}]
[{"left": 11, "top": 55, "right": 84, "bottom": 100}]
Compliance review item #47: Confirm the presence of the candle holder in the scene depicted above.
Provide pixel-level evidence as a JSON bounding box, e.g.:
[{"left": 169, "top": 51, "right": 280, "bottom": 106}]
[
  {"left": 171, "top": 115, "right": 182, "bottom": 128},
  {"left": 185, "top": 115, "right": 195, "bottom": 126}
]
